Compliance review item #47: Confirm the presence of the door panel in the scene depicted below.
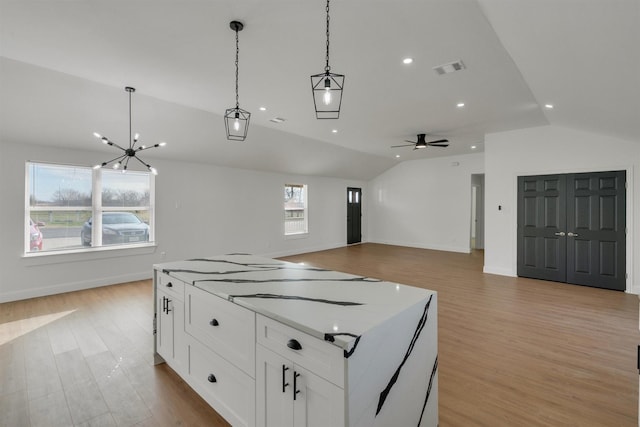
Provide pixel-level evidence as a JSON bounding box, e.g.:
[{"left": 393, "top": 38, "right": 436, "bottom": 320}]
[
  {"left": 518, "top": 171, "right": 626, "bottom": 291},
  {"left": 517, "top": 175, "right": 567, "bottom": 282},
  {"left": 566, "top": 171, "right": 626, "bottom": 290}
]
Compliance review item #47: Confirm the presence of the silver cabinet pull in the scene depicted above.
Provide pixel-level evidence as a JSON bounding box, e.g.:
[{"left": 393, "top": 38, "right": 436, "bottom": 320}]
[
  {"left": 567, "top": 232, "right": 579, "bottom": 237},
  {"left": 554, "top": 232, "right": 566, "bottom": 236}
]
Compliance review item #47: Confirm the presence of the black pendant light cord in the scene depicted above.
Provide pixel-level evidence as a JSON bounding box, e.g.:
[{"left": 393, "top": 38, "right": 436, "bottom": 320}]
[
  {"left": 235, "top": 27, "right": 240, "bottom": 109},
  {"left": 325, "top": 0, "right": 331, "bottom": 72}
]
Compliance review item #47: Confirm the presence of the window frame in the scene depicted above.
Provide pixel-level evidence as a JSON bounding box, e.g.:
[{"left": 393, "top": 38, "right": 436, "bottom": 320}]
[
  {"left": 24, "top": 161, "right": 156, "bottom": 256},
  {"left": 284, "top": 183, "right": 308, "bottom": 237}
]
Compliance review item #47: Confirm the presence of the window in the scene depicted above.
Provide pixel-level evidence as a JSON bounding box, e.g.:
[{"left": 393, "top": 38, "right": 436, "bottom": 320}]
[
  {"left": 26, "top": 162, "right": 154, "bottom": 253},
  {"left": 284, "top": 184, "right": 308, "bottom": 235}
]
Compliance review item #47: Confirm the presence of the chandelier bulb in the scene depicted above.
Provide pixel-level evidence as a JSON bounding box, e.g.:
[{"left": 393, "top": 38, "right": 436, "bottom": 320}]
[
  {"left": 150, "top": 167, "right": 158, "bottom": 175},
  {"left": 93, "top": 132, "right": 101, "bottom": 138},
  {"left": 234, "top": 118, "right": 241, "bottom": 131},
  {"left": 134, "top": 133, "right": 139, "bottom": 142},
  {"left": 159, "top": 142, "right": 167, "bottom": 147},
  {"left": 113, "top": 162, "right": 120, "bottom": 170}
]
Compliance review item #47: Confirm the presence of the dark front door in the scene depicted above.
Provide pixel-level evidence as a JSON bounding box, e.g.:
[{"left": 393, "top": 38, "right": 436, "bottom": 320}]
[
  {"left": 517, "top": 171, "right": 626, "bottom": 291},
  {"left": 347, "top": 187, "right": 362, "bottom": 245}
]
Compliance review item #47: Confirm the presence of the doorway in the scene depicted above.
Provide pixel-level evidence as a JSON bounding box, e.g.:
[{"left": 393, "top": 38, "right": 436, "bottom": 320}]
[
  {"left": 347, "top": 187, "right": 362, "bottom": 245},
  {"left": 517, "top": 170, "right": 626, "bottom": 291},
  {"left": 471, "top": 174, "right": 485, "bottom": 250}
]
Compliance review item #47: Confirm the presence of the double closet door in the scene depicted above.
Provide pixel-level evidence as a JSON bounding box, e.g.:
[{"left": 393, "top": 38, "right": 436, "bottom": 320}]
[{"left": 517, "top": 171, "right": 626, "bottom": 291}]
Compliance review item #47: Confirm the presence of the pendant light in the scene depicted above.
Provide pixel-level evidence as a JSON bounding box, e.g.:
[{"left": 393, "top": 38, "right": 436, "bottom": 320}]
[
  {"left": 224, "top": 20, "right": 251, "bottom": 141},
  {"left": 310, "top": 0, "right": 344, "bottom": 119},
  {"left": 93, "top": 87, "right": 165, "bottom": 175}
]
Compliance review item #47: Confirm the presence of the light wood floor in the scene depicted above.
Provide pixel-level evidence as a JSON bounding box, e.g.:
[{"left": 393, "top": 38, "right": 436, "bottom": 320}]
[{"left": 1, "top": 243, "right": 637, "bottom": 426}]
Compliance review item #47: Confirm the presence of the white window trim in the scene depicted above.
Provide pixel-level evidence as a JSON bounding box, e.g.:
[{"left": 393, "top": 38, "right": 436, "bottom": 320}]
[
  {"left": 284, "top": 183, "right": 309, "bottom": 236},
  {"left": 25, "top": 161, "right": 156, "bottom": 256}
]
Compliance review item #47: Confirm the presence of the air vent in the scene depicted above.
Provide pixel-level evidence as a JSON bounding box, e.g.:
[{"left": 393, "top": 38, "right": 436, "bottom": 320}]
[
  {"left": 270, "top": 117, "right": 286, "bottom": 123},
  {"left": 433, "top": 60, "right": 466, "bottom": 75}
]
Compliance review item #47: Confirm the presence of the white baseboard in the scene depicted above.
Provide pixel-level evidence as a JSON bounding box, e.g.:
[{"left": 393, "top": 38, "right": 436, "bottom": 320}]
[
  {"left": 482, "top": 266, "right": 517, "bottom": 277},
  {"left": 0, "top": 271, "right": 153, "bottom": 303},
  {"left": 368, "top": 239, "right": 471, "bottom": 254}
]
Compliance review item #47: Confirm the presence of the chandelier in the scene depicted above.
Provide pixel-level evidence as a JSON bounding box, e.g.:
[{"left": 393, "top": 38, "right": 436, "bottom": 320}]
[{"left": 93, "top": 86, "right": 165, "bottom": 175}]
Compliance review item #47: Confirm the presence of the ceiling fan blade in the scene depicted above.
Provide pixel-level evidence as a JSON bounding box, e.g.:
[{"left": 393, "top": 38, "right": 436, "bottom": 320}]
[
  {"left": 427, "top": 143, "right": 449, "bottom": 147},
  {"left": 426, "top": 139, "right": 448, "bottom": 144},
  {"left": 390, "top": 143, "right": 415, "bottom": 148},
  {"left": 404, "top": 139, "right": 417, "bottom": 144}
]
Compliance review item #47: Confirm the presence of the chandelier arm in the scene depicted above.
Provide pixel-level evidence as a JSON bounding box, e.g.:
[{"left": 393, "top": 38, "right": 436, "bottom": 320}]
[
  {"left": 133, "top": 155, "right": 151, "bottom": 168},
  {"left": 102, "top": 153, "right": 128, "bottom": 166},
  {"left": 136, "top": 145, "right": 158, "bottom": 152},
  {"left": 107, "top": 141, "right": 128, "bottom": 152}
]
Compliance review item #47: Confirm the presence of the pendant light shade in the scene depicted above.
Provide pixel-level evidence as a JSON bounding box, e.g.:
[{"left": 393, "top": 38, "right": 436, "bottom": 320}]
[
  {"left": 311, "top": 0, "right": 344, "bottom": 119},
  {"left": 225, "top": 20, "right": 251, "bottom": 141},
  {"left": 93, "top": 87, "right": 165, "bottom": 175},
  {"left": 311, "top": 71, "right": 344, "bottom": 119}
]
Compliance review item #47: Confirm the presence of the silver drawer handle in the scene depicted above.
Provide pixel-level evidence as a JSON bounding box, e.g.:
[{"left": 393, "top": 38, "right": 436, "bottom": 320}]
[
  {"left": 554, "top": 232, "right": 566, "bottom": 236},
  {"left": 567, "top": 232, "right": 579, "bottom": 237}
]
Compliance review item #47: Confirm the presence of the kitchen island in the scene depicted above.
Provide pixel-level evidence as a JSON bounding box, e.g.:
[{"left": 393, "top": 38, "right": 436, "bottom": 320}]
[{"left": 153, "top": 254, "right": 438, "bottom": 426}]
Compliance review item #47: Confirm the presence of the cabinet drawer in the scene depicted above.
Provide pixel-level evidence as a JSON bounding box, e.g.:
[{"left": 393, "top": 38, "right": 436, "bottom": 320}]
[
  {"left": 157, "top": 271, "right": 185, "bottom": 300},
  {"left": 256, "top": 314, "right": 344, "bottom": 388},
  {"left": 186, "top": 286, "right": 256, "bottom": 377},
  {"left": 188, "top": 336, "right": 255, "bottom": 427}
]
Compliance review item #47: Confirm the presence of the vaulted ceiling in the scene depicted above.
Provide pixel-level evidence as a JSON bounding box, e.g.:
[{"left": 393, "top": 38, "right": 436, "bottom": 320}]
[{"left": 1, "top": 0, "right": 638, "bottom": 180}]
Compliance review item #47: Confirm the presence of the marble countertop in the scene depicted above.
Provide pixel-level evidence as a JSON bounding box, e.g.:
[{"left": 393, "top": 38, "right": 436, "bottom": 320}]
[{"left": 154, "top": 254, "right": 435, "bottom": 351}]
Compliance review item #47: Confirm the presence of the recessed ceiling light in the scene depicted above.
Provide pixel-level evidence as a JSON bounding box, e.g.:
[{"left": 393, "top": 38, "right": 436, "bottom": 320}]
[
  {"left": 332, "top": 129, "right": 338, "bottom": 133},
  {"left": 457, "top": 102, "right": 465, "bottom": 108},
  {"left": 544, "top": 104, "right": 554, "bottom": 109},
  {"left": 471, "top": 145, "right": 477, "bottom": 149},
  {"left": 395, "top": 154, "right": 400, "bottom": 158},
  {"left": 269, "top": 117, "right": 285, "bottom": 123},
  {"left": 259, "top": 107, "right": 266, "bottom": 111},
  {"left": 403, "top": 58, "right": 413, "bottom": 65}
]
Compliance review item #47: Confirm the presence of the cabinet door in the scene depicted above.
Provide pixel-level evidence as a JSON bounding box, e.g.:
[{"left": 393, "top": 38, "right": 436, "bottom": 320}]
[
  {"left": 256, "top": 345, "right": 294, "bottom": 427},
  {"left": 293, "top": 364, "right": 345, "bottom": 427},
  {"left": 157, "top": 290, "right": 174, "bottom": 361}
]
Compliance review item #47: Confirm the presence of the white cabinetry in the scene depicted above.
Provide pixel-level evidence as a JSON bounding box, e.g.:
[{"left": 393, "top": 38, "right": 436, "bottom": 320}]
[
  {"left": 156, "top": 272, "right": 187, "bottom": 376},
  {"left": 256, "top": 315, "right": 345, "bottom": 427},
  {"left": 185, "top": 285, "right": 256, "bottom": 427}
]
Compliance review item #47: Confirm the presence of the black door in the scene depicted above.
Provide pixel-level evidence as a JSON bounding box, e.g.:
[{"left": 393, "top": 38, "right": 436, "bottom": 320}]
[
  {"left": 517, "top": 171, "right": 626, "bottom": 291},
  {"left": 347, "top": 187, "right": 362, "bottom": 245},
  {"left": 566, "top": 171, "right": 626, "bottom": 290},
  {"left": 517, "top": 174, "right": 567, "bottom": 282}
]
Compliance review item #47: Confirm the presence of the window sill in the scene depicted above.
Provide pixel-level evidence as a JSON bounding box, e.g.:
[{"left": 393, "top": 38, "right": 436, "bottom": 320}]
[
  {"left": 284, "top": 232, "right": 309, "bottom": 240},
  {"left": 22, "top": 242, "right": 157, "bottom": 266}
]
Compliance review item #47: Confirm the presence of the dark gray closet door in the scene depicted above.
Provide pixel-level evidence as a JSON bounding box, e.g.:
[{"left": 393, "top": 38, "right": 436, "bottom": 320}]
[
  {"left": 566, "top": 171, "right": 626, "bottom": 291},
  {"left": 517, "top": 171, "right": 626, "bottom": 291},
  {"left": 517, "top": 175, "right": 567, "bottom": 282}
]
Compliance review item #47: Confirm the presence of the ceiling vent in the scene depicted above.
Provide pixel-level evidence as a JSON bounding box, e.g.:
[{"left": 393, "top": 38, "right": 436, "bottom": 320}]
[
  {"left": 433, "top": 60, "right": 466, "bottom": 75},
  {"left": 270, "top": 117, "right": 286, "bottom": 123}
]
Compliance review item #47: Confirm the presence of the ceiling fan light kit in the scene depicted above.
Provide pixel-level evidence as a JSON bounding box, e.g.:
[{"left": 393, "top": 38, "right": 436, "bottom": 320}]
[
  {"left": 224, "top": 20, "right": 251, "bottom": 141},
  {"left": 93, "top": 86, "right": 165, "bottom": 175},
  {"left": 310, "top": 0, "right": 345, "bottom": 119}
]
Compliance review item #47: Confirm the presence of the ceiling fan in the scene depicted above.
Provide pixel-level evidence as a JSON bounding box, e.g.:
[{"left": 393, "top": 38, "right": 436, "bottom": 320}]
[{"left": 391, "top": 133, "right": 449, "bottom": 150}]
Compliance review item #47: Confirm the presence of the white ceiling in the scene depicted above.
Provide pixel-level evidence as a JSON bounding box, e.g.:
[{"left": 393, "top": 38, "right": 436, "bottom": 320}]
[{"left": 1, "top": 0, "right": 638, "bottom": 180}]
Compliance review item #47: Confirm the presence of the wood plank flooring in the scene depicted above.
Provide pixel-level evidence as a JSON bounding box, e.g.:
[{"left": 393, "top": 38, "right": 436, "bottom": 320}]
[{"left": 0, "top": 243, "right": 637, "bottom": 426}]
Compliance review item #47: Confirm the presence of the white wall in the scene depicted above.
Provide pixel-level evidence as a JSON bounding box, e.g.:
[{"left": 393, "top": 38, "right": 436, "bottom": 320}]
[
  {"left": 0, "top": 141, "right": 366, "bottom": 302},
  {"left": 366, "top": 153, "right": 485, "bottom": 253},
  {"left": 484, "top": 125, "right": 639, "bottom": 293}
]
